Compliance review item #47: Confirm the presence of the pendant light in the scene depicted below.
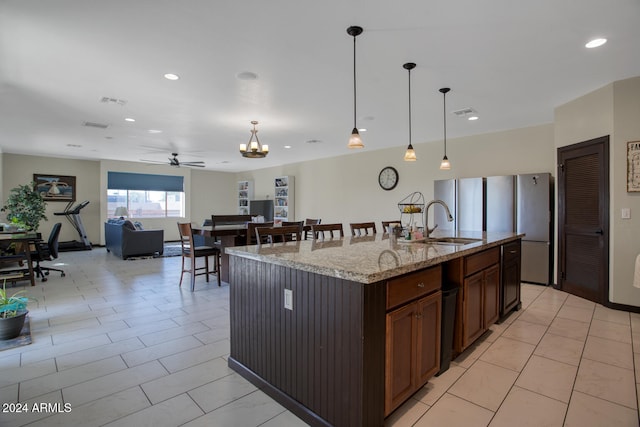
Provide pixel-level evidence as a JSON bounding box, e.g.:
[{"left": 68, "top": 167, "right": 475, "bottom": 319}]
[
  {"left": 347, "top": 26, "right": 364, "bottom": 149},
  {"left": 239, "top": 120, "right": 269, "bottom": 158},
  {"left": 403, "top": 62, "right": 417, "bottom": 161},
  {"left": 439, "top": 88, "right": 451, "bottom": 170}
]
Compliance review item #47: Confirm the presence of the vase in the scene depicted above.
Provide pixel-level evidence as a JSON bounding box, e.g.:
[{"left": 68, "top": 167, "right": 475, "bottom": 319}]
[{"left": 0, "top": 310, "right": 28, "bottom": 340}]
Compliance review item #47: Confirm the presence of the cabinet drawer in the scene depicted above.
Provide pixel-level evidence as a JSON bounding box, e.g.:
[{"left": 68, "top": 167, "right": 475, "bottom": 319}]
[
  {"left": 464, "top": 247, "right": 500, "bottom": 277},
  {"left": 502, "top": 240, "right": 521, "bottom": 262},
  {"left": 387, "top": 266, "right": 441, "bottom": 310}
]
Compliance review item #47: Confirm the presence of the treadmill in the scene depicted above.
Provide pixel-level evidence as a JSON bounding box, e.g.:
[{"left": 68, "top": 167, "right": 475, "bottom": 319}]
[{"left": 55, "top": 200, "right": 92, "bottom": 251}]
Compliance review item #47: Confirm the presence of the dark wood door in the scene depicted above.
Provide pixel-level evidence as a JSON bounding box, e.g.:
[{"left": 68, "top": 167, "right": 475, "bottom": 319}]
[{"left": 558, "top": 136, "right": 609, "bottom": 303}]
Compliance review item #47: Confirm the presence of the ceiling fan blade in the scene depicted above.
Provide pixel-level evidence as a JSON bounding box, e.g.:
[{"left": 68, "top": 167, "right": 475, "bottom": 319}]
[
  {"left": 182, "top": 162, "right": 206, "bottom": 168},
  {"left": 140, "top": 159, "right": 169, "bottom": 164}
]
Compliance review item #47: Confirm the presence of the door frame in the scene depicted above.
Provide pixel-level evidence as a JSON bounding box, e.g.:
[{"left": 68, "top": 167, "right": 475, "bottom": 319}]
[{"left": 557, "top": 135, "right": 609, "bottom": 304}]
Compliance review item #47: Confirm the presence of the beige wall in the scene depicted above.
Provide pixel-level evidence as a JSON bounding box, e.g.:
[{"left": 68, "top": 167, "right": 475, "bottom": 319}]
[
  {"left": 2, "top": 154, "right": 101, "bottom": 244},
  {"left": 612, "top": 77, "right": 640, "bottom": 305},
  {"left": 554, "top": 76, "right": 640, "bottom": 306},
  {"left": 237, "top": 123, "right": 555, "bottom": 228}
]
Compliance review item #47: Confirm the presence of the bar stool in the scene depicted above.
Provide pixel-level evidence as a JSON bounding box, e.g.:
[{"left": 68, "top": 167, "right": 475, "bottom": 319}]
[{"left": 177, "top": 222, "right": 221, "bottom": 291}]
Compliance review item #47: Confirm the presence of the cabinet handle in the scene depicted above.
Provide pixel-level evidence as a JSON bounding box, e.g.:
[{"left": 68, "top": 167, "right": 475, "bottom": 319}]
[
  {"left": 417, "top": 282, "right": 425, "bottom": 288},
  {"left": 509, "top": 250, "right": 517, "bottom": 254},
  {"left": 415, "top": 314, "right": 422, "bottom": 319}
]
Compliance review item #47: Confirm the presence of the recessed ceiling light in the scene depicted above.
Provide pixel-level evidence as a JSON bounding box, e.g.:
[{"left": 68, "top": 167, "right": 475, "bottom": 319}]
[
  {"left": 164, "top": 73, "right": 180, "bottom": 80},
  {"left": 284, "top": 145, "right": 292, "bottom": 149},
  {"left": 585, "top": 38, "right": 607, "bottom": 48},
  {"left": 358, "top": 128, "right": 367, "bottom": 132},
  {"left": 468, "top": 116, "right": 479, "bottom": 121},
  {"left": 236, "top": 71, "right": 258, "bottom": 80},
  {"left": 125, "top": 118, "right": 136, "bottom": 122},
  {"left": 148, "top": 129, "right": 163, "bottom": 134}
]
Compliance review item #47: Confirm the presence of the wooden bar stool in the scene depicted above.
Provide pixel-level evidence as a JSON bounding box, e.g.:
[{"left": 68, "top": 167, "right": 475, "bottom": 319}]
[{"left": 177, "top": 222, "right": 221, "bottom": 291}]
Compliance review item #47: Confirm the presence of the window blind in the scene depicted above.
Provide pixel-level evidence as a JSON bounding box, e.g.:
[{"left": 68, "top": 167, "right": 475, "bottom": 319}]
[{"left": 107, "top": 172, "right": 184, "bottom": 192}]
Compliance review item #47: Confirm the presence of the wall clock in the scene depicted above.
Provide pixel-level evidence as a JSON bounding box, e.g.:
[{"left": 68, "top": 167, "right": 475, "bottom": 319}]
[{"left": 378, "top": 166, "right": 399, "bottom": 191}]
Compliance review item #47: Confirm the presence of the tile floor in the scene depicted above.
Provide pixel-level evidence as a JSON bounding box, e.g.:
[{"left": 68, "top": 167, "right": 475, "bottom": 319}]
[{"left": 0, "top": 249, "right": 639, "bottom": 426}]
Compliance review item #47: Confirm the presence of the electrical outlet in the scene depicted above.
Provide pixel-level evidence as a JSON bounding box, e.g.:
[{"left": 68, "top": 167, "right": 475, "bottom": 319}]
[
  {"left": 622, "top": 208, "right": 631, "bottom": 219},
  {"left": 284, "top": 289, "right": 293, "bottom": 310}
]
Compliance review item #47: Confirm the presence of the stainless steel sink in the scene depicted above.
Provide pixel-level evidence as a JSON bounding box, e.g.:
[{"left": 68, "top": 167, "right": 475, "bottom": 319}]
[{"left": 425, "top": 237, "right": 482, "bottom": 245}]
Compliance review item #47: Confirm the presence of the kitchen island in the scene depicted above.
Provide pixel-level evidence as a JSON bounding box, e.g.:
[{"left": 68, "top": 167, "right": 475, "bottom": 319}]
[{"left": 226, "top": 231, "right": 522, "bottom": 427}]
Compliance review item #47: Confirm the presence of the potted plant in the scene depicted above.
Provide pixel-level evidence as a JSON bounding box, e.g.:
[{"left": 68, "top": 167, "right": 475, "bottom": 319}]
[
  {"left": 1, "top": 182, "right": 48, "bottom": 232},
  {"left": 0, "top": 280, "right": 29, "bottom": 340}
]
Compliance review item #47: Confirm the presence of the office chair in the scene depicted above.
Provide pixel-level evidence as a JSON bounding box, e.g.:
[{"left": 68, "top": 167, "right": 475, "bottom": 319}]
[{"left": 32, "top": 223, "right": 66, "bottom": 282}]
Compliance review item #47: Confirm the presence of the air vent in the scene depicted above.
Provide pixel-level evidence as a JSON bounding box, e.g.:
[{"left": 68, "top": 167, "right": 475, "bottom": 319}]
[
  {"left": 99, "top": 97, "right": 127, "bottom": 106},
  {"left": 83, "top": 121, "right": 109, "bottom": 129},
  {"left": 452, "top": 107, "right": 477, "bottom": 117}
]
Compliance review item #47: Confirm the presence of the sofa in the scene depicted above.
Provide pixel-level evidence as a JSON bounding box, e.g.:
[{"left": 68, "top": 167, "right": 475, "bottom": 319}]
[{"left": 105, "top": 219, "right": 164, "bottom": 259}]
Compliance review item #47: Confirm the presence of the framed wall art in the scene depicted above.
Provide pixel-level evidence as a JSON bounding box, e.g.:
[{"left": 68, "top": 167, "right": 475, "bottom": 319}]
[
  {"left": 628, "top": 141, "right": 640, "bottom": 192},
  {"left": 33, "top": 174, "right": 76, "bottom": 202}
]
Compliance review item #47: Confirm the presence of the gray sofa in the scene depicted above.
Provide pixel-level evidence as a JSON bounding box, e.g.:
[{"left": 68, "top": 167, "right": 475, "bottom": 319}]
[{"left": 105, "top": 220, "right": 164, "bottom": 259}]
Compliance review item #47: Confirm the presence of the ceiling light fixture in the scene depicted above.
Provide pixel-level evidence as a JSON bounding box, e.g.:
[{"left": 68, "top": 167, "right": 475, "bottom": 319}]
[
  {"left": 347, "top": 26, "right": 364, "bottom": 149},
  {"left": 585, "top": 38, "right": 607, "bottom": 48},
  {"left": 164, "top": 73, "right": 180, "bottom": 80},
  {"left": 403, "top": 62, "right": 417, "bottom": 162},
  {"left": 125, "top": 118, "right": 135, "bottom": 122},
  {"left": 439, "top": 87, "right": 451, "bottom": 170},
  {"left": 239, "top": 120, "right": 268, "bottom": 158}
]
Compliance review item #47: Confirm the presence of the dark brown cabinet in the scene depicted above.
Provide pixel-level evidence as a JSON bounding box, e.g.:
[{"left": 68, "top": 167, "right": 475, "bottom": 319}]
[
  {"left": 385, "top": 266, "right": 442, "bottom": 416},
  {"left": 500, "top": 239, "right": 522, "bottom": 318},
  {"left": 445, "top": 246, "right": 501, "bottom": 355}
]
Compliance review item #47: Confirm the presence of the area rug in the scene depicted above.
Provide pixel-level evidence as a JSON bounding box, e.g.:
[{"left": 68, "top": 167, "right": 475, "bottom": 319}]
[
  {"left": 0, "top": 317, "right": 32, "bottom": 351},
  {"left": 161, "top": 244, "right": 182, "bottom": 258}
]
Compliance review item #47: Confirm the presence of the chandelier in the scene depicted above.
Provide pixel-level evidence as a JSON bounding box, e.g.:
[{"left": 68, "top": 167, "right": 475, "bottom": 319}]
[{"left": 239, "top": 120, "right": 268, "bottom": 158}]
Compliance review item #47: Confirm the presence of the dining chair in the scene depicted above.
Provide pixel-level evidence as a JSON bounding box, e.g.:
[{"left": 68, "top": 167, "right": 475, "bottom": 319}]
[
  {"left": 350, "top": 221, "right": 377, "bottom": 236},
  {"left": 311, "top": 223, "right": 344, "bottom": 240},
  {"left": 282, "top": 220, "right": 304, "bottom": 236},
  {"left": 381, "top": 220, "right": 401, "bottom": 235},
  {"left": 177, "top": 222, "right": 221, "bottom": 291},
  {"left": 255, "top": 225, "right": 302, "bottom": 244},
  {"left": 246, "top": 221, "right": 274, "bottom": 245},
  {"left": 303, "top": 218, "right": 321, "bottom": 240}
]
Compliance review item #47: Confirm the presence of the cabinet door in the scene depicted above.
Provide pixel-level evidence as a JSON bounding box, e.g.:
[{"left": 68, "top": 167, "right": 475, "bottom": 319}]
[
  {"left": 483, "top": 264, "right": 500, "bottom": 328},
  {"left": 416, "top": 291, "right": 442, "bottom": 385},
  {"left": 463, "top": 271, "right": 484, "bottom": 349},
  {"left": 385, "top": 303, "right": 417, "bottom": 416},
  {"left": 502, "top": 259, "right": 520, "bottom": 315}
]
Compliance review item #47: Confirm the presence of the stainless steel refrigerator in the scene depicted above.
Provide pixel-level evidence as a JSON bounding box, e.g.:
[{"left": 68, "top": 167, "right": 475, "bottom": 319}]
[
  {"left": 435, "top": 173, "right": 553, "bottom": 286},
  {"left": 516, "top": 173, "right": 553, "bottom": 285},
  {"left": 433, "top": 177, "right": 485, "bottom": 232}
]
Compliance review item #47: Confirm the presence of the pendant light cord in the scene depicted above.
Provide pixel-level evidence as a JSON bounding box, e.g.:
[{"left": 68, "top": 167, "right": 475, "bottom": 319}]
[
  {"left": 408, "top": 68, "right": 412, "bottom": 145},
  {"left": 353, "top": 35, "right": 357, "bottom": 128},
  {"left": 443, "top": 90, "right": 447, "bottom": 155}
]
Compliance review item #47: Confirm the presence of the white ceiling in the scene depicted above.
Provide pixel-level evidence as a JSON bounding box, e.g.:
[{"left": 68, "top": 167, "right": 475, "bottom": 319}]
[{"left": 1, "top": 1, "right": 639, "bottom": 172}]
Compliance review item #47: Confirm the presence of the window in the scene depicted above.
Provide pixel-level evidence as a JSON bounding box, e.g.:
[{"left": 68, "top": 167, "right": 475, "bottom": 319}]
[{"left": 107, "top": 172, "right": 185, "bottom": 218}]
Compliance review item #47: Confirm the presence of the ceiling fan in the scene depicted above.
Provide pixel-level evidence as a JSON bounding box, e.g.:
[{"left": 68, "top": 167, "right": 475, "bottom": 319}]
[{"left": 140, "top": 152, "right": 205, "bottom": 168}]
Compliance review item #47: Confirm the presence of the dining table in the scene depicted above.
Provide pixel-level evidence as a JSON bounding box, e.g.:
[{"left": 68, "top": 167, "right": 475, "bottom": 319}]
[
  {"left": 191, "top": 223, "right": 312, "bottom": 284},
  {"left": 191, "top": 224, "right": 247, "bottom": 284},
  {"left": 0, "top": 232, "right": 38, "bottom": 286}
]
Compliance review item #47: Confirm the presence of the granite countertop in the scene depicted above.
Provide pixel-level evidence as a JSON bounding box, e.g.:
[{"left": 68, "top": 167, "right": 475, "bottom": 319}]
[{"left": 226, "top": 231, "right": 523, "bottom": 284}]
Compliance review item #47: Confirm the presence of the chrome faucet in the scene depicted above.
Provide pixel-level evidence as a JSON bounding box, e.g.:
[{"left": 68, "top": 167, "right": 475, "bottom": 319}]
[{"left": 424, "top": 199, "right": 454, "bottom": 237}]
